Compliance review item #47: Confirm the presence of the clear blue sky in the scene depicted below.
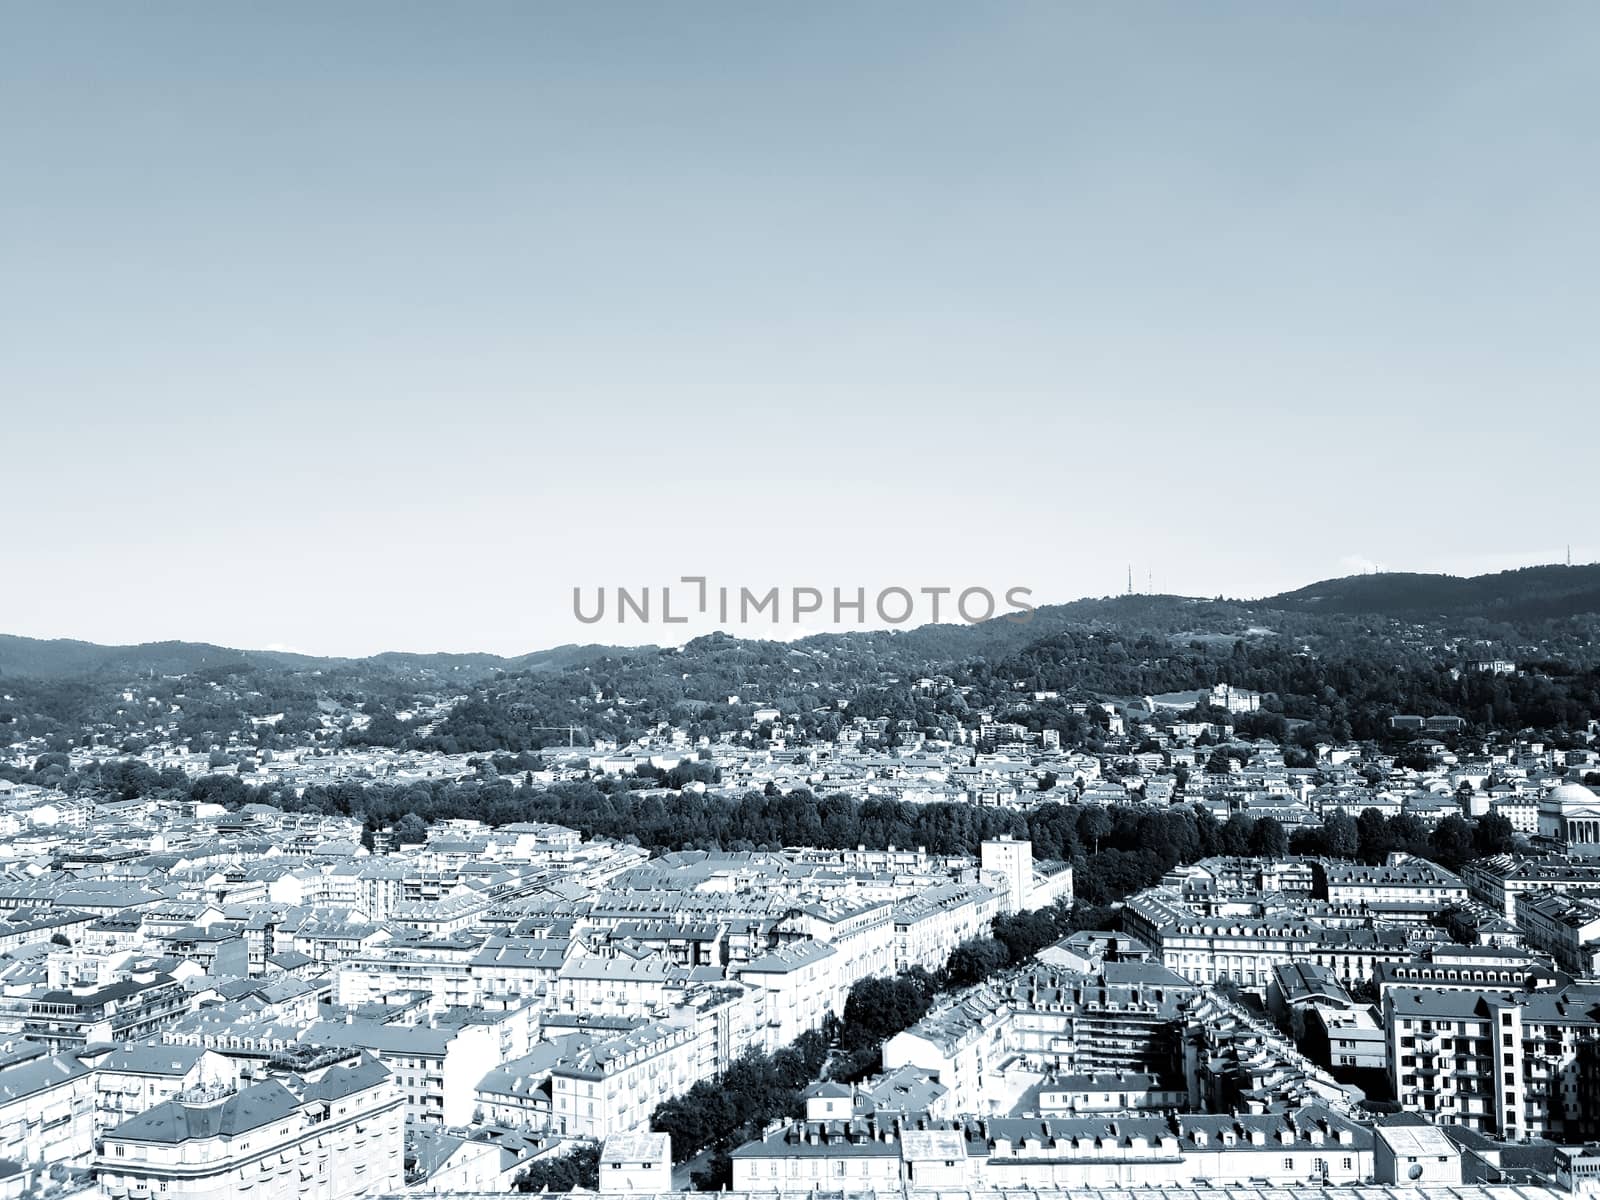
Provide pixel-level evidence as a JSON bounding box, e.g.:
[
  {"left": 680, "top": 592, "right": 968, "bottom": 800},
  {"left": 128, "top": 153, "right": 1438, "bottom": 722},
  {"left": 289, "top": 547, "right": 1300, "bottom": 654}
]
[{"left": 4, "top": 2, "right": 1596, "bottom": 655}]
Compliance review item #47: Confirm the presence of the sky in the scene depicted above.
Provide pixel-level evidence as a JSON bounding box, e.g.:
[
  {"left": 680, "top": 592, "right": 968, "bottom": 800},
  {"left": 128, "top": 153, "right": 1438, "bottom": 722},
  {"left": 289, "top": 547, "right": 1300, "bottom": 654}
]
[{"left": 3, "top": 2, "right": 1598, "bottom": 656}]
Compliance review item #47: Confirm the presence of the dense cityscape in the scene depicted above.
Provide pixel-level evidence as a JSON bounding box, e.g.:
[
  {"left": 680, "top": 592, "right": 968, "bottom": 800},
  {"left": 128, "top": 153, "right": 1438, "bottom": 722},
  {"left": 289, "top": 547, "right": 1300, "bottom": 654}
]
[{"left": 3, "top": 568, "right": 1600, "bottom": 1200}]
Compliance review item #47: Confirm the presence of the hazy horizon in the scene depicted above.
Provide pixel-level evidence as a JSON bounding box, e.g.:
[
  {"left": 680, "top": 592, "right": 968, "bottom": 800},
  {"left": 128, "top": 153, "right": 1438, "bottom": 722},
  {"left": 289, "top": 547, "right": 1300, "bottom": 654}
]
[
  {"left": 5, "top": 555, "right": 1598, "bottom": 660},
  {"left": 6, "top": 3, "right": 1598, "bottom": 656}
]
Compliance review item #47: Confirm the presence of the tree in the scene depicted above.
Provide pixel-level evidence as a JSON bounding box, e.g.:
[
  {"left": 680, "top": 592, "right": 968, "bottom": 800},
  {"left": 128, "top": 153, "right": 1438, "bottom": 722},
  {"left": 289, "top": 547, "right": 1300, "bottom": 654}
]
[
  {"left": 1357, "top": 807, "right": 1396, "bottom": 863},
  {"left": 652, "top": 1031, "right": 829, "bottom": 1162},
  {"left": 1323, "top": 811, "right": 1359, "bottom": 859},
  {"left": 945, "top": 937, "right": 1009, "bottom": 987},
  {"left": 1429, "top": 815, "right": 1476, "bottom": 871},
  {"left": 1474, "top": 811, "right": 1516, "bottom": 858},
  {"left": 514, "top": 1144, "right": 599, "bottom": 1192},
  {"left": 1077, "top": 806, "right": 1111, "bottom": 853},
  {"left": 1388, "top": 813, "right": 1430, "bottom": 857},
  {"left": 1219, "top": 813, "right": 1252, "bottom": 856},
  {"left": 394, "top": 812, "right": 428, "bottom": 844},
  {"left": 841, "top": 973, "right": 935, "bottom": 1050},
  {"left": 690, "top": 1150, "right": 733, "bottom": 1192},
  {"left": 1247, "top": 814, "right": 1288, "bottom": 858},
  {"left": 992, "top": 909, "right": 1066, "bottom": 964}
]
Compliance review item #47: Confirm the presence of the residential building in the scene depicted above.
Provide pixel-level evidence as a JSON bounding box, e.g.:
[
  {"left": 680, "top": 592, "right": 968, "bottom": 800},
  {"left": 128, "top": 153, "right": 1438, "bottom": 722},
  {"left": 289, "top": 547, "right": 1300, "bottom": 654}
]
[{"left": 95, "top": 1053, "right": 403, "bottom": 1200}]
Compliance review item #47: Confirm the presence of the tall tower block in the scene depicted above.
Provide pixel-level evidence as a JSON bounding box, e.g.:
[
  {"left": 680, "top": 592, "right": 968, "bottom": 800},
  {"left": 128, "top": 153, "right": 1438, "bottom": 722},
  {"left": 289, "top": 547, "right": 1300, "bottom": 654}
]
[{"left": 982, "top": 836, "right": 1033, "bottom": 915}]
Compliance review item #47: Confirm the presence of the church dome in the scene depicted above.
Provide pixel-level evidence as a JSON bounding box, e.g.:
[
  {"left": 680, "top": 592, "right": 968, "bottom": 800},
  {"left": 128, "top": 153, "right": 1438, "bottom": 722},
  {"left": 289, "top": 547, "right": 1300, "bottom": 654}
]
[
  {"left": 1543, "top": 781, "right": 1600, "bottom": 815},
  {"left": 1550, "top": 781, "right": 1600, "bottom": 802}
]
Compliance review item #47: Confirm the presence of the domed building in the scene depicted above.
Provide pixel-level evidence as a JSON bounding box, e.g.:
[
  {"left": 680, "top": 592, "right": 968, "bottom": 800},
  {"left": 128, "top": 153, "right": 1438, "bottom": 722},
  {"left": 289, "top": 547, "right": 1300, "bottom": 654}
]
[{"left": 1537, "top": 781, "right": 1600, "bottom": 856}]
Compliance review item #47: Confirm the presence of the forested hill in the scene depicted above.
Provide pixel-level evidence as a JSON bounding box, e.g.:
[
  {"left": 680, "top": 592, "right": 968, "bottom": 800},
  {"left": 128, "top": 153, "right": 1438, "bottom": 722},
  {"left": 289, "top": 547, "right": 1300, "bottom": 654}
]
[
  {"left": 4, "top": 563, "right": 1600, "bottom": 752},
  {"left": 1267, "top": 563, "right": 1600, "bottom": 621},
  {"left": 0, "top": 563, "right": 1593, "bottom": 684},
  {"left": 0, "top": 636, "right": 315, "bottom": 680},
  {"left": 0, "top": 635, "right": 626, "bottom": 682}
]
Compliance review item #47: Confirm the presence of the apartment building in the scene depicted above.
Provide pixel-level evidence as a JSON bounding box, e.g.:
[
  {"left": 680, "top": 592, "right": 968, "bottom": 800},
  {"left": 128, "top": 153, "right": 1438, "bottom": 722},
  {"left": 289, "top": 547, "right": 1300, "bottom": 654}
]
[
  {"left": 735, "top": 940, "right": 841, "bottom": 1051},
  {"left": 297, "top": 1019, "right": 500, "bottom": 1127},
  {"left": 892, "top": 883, "right": 1003, "bottom": 974},
  {"left": 1182, "top": 993, "right": 1355, "bottom": 1114},
  {"left": 1123, "top": 889, "right": 1413, "bottom": 996},
  {"left": 95, "top": 1054, "right": 403, "bottom": 1200},
  {"left": 776, "top": 898, "right": 897, "bottom": 995},
  {"left": 470, "top": 935, "right": 570, "bottom": 1001},
  {"left": 1515, "top": 889, "right": 1600, "bottom": 976},
  {"left": 731, "top": 1107, "right": 1372, "bottom": 1191},
  {"left": 1317, "top": 859, "right": 1467, "bottom": 907},
  {"left": 0, "top": 1052, "right": 96, "bottom": 1170},
  {"left": 1374, "top": 946, "right": 1551, "bottom": 999},
  {"left": 85, "top": 1043, "right": 241, "bottom": 1137},
  {"left": 884, "top": 965, "right": 1197, "bottom": 1106},
  {"left": 334, "top": 935, "right": 477, "bottom": 1011},
  {"left": 549, "top": 1020, "right": 700, "bottom": 1139},
  {"left": 1384, "top": 983, "right": 1600, "bottom": 1140},
  {"left": 23, "top": 972, "right": 190, "bottom": 1051},
  {"left": 556, "top": 950, "right": 673, "bottom": 1017},
  {"left": 1463, "top": 854, "right": 1600, "bottom": 921}
]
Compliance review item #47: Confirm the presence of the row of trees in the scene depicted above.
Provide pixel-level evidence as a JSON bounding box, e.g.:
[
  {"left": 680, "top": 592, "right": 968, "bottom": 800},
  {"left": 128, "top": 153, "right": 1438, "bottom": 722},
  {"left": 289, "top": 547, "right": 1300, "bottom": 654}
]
[
  {"left": 651, "top": 886, "right": 1113, "bottom": 1188},
  {"left": 1287, "top": 808, "right": 1516, "bottom": 870},
  {"left": 650, "top": 1029, "right": 830, "bottom": 1190},
  {"left": 13, "top": 754, "right": 1524, "bottom": 895}
]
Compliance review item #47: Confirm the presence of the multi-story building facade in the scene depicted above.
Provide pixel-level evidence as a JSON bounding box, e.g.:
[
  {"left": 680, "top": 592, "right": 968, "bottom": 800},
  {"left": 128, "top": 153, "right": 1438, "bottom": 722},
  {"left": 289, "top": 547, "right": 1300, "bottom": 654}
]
[
  {"left": 892, "top": 883, "right": 1002, "bottom": 974},
  {"left": 1515, "top": 889, "right": 1600, "bottom": 976},
  {"left": 1385, "top": 983, "right": 1600, "bottom": 1141},
  {"left": 1465, "top": 853, "right": 1600, "bottom": 920},
  {"left": 23, "top": 973, "right": 190, "bottom": 1051},
  {"left": 884, "top": 964, "right": 1198, "bottom": 1106},
  {"left": 0, "top": 1052, "right": 97, "bottom": 1170},
  {"left": 334, "top": 936, "right": 477, "bottom": 1011},
  {"left": 86, "top": 1044, "right": 241, "bottom": 1137},
  {"left": 731, "top": 1106, "right": 1371, "bottom": 1191},
  {"left": 549, "top": 1020, "right": 700, "bottom": 1139},
  {"left": 1316, "top": 859, "right": 1466, "bottom": 907},
  {"left": 1123, "top": 889, "right": 1414, "bottom": 996},
  {"left": 734, "top": 940, "right": 841, "bottom": 1051},
  {"left": 297, "top": 1019, "right": 499, "bottom": 1128},
  {"left": 1374, "top": 945, "right": 1551, "bottom": 999},
  {"left": 95, "top": 1054, "right": 403, "bottom": 1200}
]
